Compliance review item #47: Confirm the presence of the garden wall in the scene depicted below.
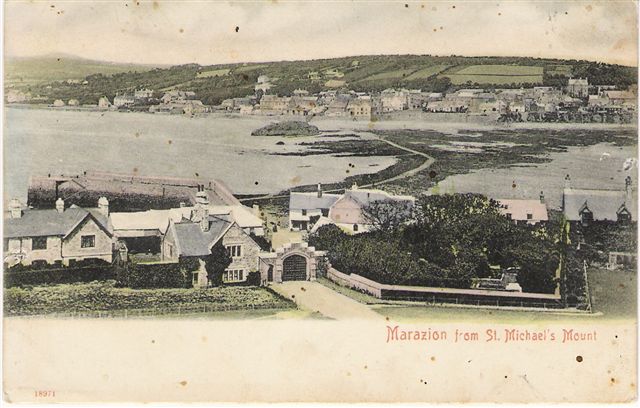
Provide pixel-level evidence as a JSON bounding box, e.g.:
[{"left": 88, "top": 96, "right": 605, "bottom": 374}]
[{"left": 327, "top": 267, "right": 563, "bottom": 309}]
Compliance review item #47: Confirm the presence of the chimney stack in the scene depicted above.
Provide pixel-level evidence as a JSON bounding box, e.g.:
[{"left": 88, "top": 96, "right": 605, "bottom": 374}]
[
  {"left": 539, "top": 191, "right": 545, "bottom": 204},
  {"left": 317, "top": 183, "right": 323, "bottom": 198},
  {"left": 351, "top": 182, "right": 358, "bottom": 191},
  {"left": 625, "top": 176, "right": 632, "bottom": 200},
  {"left": 194, "top": 190, "right": 210, "bottom": 232},
  {"left": 9, "top": 198, "right": 22, "bottom": 219},
  {"left": 98, "top": 197, "right": 109, "bottom": 217},
  {"left": 564, "top": 174, "right": 571, "bottom": 190},
  {"left": 55, "top": 198, "right": 65, "bottom": 213}
]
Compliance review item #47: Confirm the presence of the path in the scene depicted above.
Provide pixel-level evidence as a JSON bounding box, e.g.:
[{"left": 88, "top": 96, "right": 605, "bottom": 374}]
[
  {"left": 239, "top": 133, "right": 435, "bottom": 202},
  {"left": 269, "top": 281, "right": 384, "bottom": 320}
]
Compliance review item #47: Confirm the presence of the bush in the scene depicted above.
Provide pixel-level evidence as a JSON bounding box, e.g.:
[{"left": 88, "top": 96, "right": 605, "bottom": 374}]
[
  {"left": 245, "top": 271, "right": 261, "bottom": 286},
  {"left": 120, "top": 262, "right": 190, "bottom": 289}
]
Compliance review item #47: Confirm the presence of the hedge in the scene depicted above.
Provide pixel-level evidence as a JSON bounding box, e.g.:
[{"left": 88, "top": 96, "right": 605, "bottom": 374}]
[{"left": 5, "top": 259, "right": 115, "bottom": 287}]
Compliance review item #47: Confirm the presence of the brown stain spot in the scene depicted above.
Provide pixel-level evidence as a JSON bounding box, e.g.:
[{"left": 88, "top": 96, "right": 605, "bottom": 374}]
[
  {"left": 201, "top": 336, "right": 207, "bottom": 342},
  {"left": 430, "top": 356, "right": 436, "bottom": 362},
  {"left": 179, "top": 380, "right": 188, "bottom": 386},
  {"left": 498, "top": 12, "right": 501, "bottom": 16},
  {"left": 576, "top": 355, "right": 583, "bottom": 362},
  {"left": 134, "top": 132, "right": 140, "bottom": 137},
  {"left": 433, "top": 28, "right": 437, "bottom": 32},
  {"left": 585, "top": 4, "right": 592, "bottom": 12},
  {"left": 300, "top": 287, "right": 306, "bottom": 292},
  {"left": 133, "top": 167, "right": 138, "bottom": 174},
  {"left": 512, "top": 182, "right": 517, "bottom": 189},
  {"left": 346, "top": 372, "right": 351, "bottom": 377},
  {"left": 235, "top": 26, "right": 240, "bottom": 33},
  {"left": 364, "top": 365, "right": 368, "bottom": 369},
  {"left": 611, "top": 378, "right": 616, "bottom": 384},
  {"left": 404, "top": 4, "right": 408, "bottom": 8},
  {"left": 291, "top": 294, "right": 295, "bottom": 299},
  {"left": 385, "top": 316, "right": 390, "bottom": 321},
  {"left": 290, "top": 175, "right": 301, "bottom": 184},
  {"left": 421, "top": 4, "right": 424, "bottom": 8},
  {"left": 167, "top": 139, "right": 172, "bottom": 144},
  {"left": 152, "top": 1, "right": 159, "bottom": 10},
  {"left": 179, "top": 28, "right": 184, "bottom": 33},
  {"left": 151, "top": 339, "right": 155, "bottom": 344}
]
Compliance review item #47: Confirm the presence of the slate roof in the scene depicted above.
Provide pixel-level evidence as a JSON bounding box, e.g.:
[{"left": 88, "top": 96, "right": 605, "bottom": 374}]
[
  {"left": 497, "top": 199, "right": 548, "bottom": 222},
  {"left": 4, "top": 207, "right": 111, "bottom": 239},
  {"left": 563, "top": 188, "right": 637, "bottom": 222},
  {"left": 289, "top": 192, "right": 341, "bottom": 210},
  {"left": 344, "top": 189, "right": 415, "bottom": 207},
  {"left": 170, "top": 216, "right": 233, "bottom": 257}
]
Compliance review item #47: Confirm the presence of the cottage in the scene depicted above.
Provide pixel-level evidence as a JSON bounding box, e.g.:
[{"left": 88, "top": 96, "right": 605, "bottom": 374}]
[
  {"left": 497, "top": 194, "right": 548, "bottom": 225},
  {"left": 346, "top": 97, "right": 372, "bottom": 120},
  {"left": 327, "top": 185, "right": 415, "bottom": 233},
  {"left": 562, "top": 175, "right": 636, "bottom": 226},
  {"left": 97, "top": 96, "right": 112, "bottom": 108},
  {"left": 161, "top": 192, "right": 262, "bottom": 287},
  {"left": 566, "top": 78, "right": 589, "bottom": 98},
  {"left": 4, "top": 197, "right": 113, "bottom": 267},
  {"left": 289, "top": 184, "right": 341, "bottom": 231}
]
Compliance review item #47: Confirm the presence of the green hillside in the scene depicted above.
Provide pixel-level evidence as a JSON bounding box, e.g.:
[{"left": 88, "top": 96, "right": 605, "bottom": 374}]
[
  {"left": 5, "top": 55, "right": 163, "bottom": 87},
  {"left": 6, "top": 54, "right": 637, "bottom": 105}
]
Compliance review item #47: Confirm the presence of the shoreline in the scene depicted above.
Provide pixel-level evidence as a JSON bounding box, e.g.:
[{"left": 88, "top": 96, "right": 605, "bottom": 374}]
[{"left": 5, "top": 104, "right": 637, "bottom": 131}]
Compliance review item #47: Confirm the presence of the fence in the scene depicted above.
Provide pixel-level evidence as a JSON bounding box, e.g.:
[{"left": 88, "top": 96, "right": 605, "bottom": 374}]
[
  {"left": 8, "top": 301, "right": 292, "bottom": 319},
  {"left": 327, "top": 267, "right": 563, "bottom": 309}
]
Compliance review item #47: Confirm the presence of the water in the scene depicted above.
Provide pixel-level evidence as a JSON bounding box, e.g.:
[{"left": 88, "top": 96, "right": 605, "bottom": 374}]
[
  {"left": 431, "top": 143, "right": 638, "bottom": 209},
  {"left": 3, "top": 108, "right": 397, "bottom": 201}
]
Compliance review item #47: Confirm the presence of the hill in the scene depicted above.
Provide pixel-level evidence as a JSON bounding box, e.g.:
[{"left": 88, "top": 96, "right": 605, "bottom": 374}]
[
  {"left": 5, "top": 55, "right": 163, "bottom": 87},
  {"left": 7, "top": 54, "right": 637, "bottom": 105}
]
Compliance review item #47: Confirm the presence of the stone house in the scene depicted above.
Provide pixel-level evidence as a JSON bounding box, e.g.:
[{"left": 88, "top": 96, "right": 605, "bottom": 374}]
[
  {"left": 161, "top": 191, "right": 263, "bottom": 287},
  {"left": 566, "top": 78, "right": 589, "bottom": 98},
  {"left": 4, "top": 197, "right": 113, "bottom": 267},
  {"left": 346, "top": 97, "right": 372, "bottom": 120}
]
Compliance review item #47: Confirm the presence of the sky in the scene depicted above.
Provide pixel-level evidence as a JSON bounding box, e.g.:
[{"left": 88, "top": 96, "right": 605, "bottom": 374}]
[{"left": 4, "top": 0, "right": 638, "bottom": 66}]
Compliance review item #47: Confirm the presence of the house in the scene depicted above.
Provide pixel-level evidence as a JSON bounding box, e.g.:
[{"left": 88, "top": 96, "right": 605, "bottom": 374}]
[
  {"left": 4, "top": 197, "right": 113, "bottom": 267},
  {"left": 380, "top": 89, "right": 408, "bottom": 112},
  {"left": 324, "top": 95, "right": 351, "bottom": 116},
  {"left": 52, "top": 99, "right": 65, "bottom": 107},
  {"left": 161, "top": 192, "right": 262, "bottom": 287},
  {"left": 110, "top": 198, "right": 264, "bottom": 254},
  {"left": 67, "top": 99, "right": 80, "bottom": 107},
  {"left": 113, "top": 94, "right": 135, "bottom": 108},
  {"left": 327, "top": 185, "right": 415, "bottom": 233},
  {"left": 566, "top": 78, "right": 589, "bottom": 98},
  {"left": 160, "top": 91, "right": 197, "bottom": 104},
  {"left": 259, "top": 95, "right": 290, "bottom": 115},
  {"left": 346, "top": 97, "right": 372, "bottom": 120},
  {"left": 562, "top": 175, "right": 636, "bottom": 226},
  {"left": 97, "top": 96, "right": 112, "bottom": 108},
  {"left": 497, "top": 194, "right": 548, "bottom": 225},
  {"left": 307, "top": 71, "right": 321, "bottom": 81},
  {"left": 289, "top": 184, "right": 342, "bottom": 231},
  {"left": 134, "top": 89, "right": 154, "bottom": 99}
]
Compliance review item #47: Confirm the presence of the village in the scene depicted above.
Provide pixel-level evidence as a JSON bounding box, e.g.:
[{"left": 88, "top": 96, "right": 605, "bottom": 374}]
[
  {"left": 4, "top": 159, "right": 637, "bottom": 318},
  {"left": 6, "top": 73, "right": 637, "bottom": 124}
]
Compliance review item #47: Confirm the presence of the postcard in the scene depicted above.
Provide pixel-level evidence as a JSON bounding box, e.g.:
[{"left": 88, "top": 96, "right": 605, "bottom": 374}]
[{"left": 2, "top": 0, "right": 638, "bottom": 403}]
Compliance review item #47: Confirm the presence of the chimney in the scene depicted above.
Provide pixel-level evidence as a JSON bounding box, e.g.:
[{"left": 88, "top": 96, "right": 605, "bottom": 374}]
[
  {"left": 98, "top": 197, "right": 109, "bottom": 217},
  {"left": 317, "top": 183, "right": 323, "bottom": 198},
  {"left": 194, "top": 190, "right": 210, "bottom": 232},
  {"left": 625, "top": 176, "right": 632, "bottom": 199},
  {"left": 9, "top": 198, "right": 22, "bottom": 219},
  {"left": 351, "top": 182, "right": 358, "bottom": 190},
  {"left": 56, "top": 198, "right": 65, "bottom": 213},
  {"left": 539, "top": 191, "right": 545, "bottom": 204},
  {"left": 564, "top": 174, "right": 571, "bottom": 190}
]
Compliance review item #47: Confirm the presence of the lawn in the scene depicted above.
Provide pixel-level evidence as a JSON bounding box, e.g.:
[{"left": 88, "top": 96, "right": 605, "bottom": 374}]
[
  {"left": 4, "top": 281, "right": 294, "bottom": 317},
  {"left": 587, "top": 267, "right": 636, "bottom": 319}
]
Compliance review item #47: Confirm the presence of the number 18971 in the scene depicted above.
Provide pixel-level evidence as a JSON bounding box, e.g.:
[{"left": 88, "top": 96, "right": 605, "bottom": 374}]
[{"left": 34, "top": 390, "right": 56, "bottom": 398}]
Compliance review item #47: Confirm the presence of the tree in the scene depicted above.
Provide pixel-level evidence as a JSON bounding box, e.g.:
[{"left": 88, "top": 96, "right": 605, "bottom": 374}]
[
  {"left": 204, "top": 242, "right": 232, "bottom": 287},
  {"left": 361, "top": 199, "right": 414, "bottom": 234}
]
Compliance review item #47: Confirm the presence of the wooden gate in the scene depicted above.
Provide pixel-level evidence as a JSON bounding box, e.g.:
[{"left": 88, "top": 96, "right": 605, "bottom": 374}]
[{"left": 282, "top": 254, "right": 307, "bottom": 281}]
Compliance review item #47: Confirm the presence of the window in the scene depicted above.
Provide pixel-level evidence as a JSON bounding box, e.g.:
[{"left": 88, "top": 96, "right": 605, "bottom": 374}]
[
  {"left": 192, "top": 272, "right": 199, "bottom": 286},
  {"left": 353, "top": 224, "right": 359, "bottom": 232},
  {"left": 321, "top": 209, "right": 329, "bottom": 217},
  {"left": 32, "top": 237, "right": 48, "bottom": 250},
  {"left": 226, "top": 245, "right": 242, "bottom": 258},
  {"left": 81, "top": 235, "right": 96, "bottom": 248},
  {"left": 301, "top": 209, "right": 307, "bottom": 216},
  {"left": 223, "top": 269, "right": 244, "bottom": 282},
  {"left": 526, "top": 213, "right": 533, "bottom": 220}
]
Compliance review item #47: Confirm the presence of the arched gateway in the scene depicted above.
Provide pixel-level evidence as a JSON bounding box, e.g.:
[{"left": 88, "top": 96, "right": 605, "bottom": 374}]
[{"left": 258, "top": 242, "right": 325, "bottom": 284}]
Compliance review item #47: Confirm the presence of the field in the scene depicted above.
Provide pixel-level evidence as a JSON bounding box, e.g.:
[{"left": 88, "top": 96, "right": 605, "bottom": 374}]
[
  {"left": 442, "top": 64, "right": 543, "bottom": 85},
  {"left": 4, "top": 281, "right": 294, "bottom": 317},
  {"left": 196, "top": 68, "right": 231, "bottom": 78},
  {"left": 359, "top": 68, "right": 418, "bottom": 82},
  {"left": 405, "top": 65, "right": 450, "bottom": 80}
]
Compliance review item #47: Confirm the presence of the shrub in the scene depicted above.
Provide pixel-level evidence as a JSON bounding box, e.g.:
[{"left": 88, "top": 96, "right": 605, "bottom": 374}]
[
  {"left": 5, "top": 263, "right": 115, "bottom": 287},
  {"left": 121, "top": 262, "right": 189, "bottom": 289},
  {"left": 245, "top": 271, "right": 261, "bottom": 286}
]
